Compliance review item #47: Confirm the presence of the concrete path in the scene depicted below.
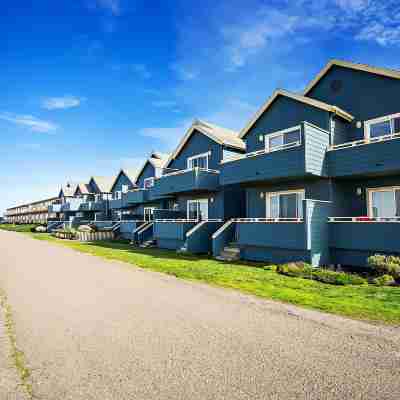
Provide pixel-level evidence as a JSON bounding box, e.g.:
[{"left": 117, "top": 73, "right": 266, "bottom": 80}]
[{"left": 0, "top": 230, "right": 400, "bottom": 400}]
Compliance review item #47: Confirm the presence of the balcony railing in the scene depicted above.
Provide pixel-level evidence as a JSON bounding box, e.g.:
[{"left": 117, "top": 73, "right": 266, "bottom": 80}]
[
  {"left": 327, "top": 133, "right": 400, "bottom": 177},
  {"left": 152, "top": 167, "right": 220, "bottom": 197},
  {"left": 125, "top": 189, "right": 150, "bottom": 204},
  {"left": 220, "top": 122, "right": 330, "bottom": 186}
]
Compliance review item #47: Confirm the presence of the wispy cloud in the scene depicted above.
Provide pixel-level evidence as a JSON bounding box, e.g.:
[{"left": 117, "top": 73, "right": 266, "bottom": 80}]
[
  {"left": 0, "top": 112, "right": 58, "bottom": 133},
  {"left": 132, "top": 64, "right": 151, "bottom": 79},
  {"left": 42, "top": 96, "right": 85, "bottom": 110}
]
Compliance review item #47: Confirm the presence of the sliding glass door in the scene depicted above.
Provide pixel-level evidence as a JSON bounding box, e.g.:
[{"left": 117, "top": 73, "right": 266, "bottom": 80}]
[
  {"left": 187, "top": 199, "right": 209, "bottom": 220},
  {"left": 369, "top": 187, "right": 400, "bottom": 218},
  {"left": 266, "top": 190, "right": 304, "bottom": 219}
]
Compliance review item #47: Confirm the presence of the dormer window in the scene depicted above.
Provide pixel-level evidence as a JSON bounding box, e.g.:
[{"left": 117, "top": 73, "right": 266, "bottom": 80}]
[
  {"left": 122, "top": 185, "right": 129, "bottom": 193},
  {"left": 187, "top": 152, "right": 210, "bottom": 169},
  {"left": 144, "top": 177, "right": 155, "bottom": 189}
]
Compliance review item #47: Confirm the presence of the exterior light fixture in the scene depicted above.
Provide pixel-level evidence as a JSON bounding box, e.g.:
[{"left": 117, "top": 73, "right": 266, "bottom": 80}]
[
  {"left": 259, "top": 135, "right": 264, "bottom": 142},
  {"left": 356, "top": 121, "right": 362, "bottom": 129},
  {"left": 357, "top": 188, "right": 362, "bottom": 196},
  {"left": 260, "top": 192, "right": 264, "bottom": 199}
]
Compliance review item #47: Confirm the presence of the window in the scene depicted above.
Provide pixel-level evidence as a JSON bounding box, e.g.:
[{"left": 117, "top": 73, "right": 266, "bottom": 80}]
[
  {"left": 365, "top": 112, "right": 400, "bottom": 140},
  {"left": 144, "top": 177, "right": 155, "bottom": 189},
  {"left": 368, "top": 187, "right": 400, "bottom": 218},
  {"left": 144, "top": 207, "right": 155, "bottom": 221},
  {"left": 265, "top": 126, "right": 301, "bottom": 152},
  {"left": 122, "top": 185, "right": 129, "bottom": 193},
  {"left": 266, "top": 190, "right": 305, "bottom": 219},
  {"left": 187, "top": 152, "right": 209, "bottom": 169},
  {"left": 113, "top": 191, "right": 122, "bottom": 200},
  {"left": 187, "top": 199, "right": 209, "bottom": 220}
]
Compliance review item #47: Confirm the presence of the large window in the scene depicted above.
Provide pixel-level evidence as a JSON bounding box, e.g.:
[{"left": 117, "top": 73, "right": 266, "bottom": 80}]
[
  {"left": 187, "top": 199, "right": 209, "bottom": 220},
  {"left": 143, "top": 177, "right": 155, "bottom": 189},
  {"left": 368, "top": 187, "right": 400, "bottom": 218},
  {"left": 187, "top": 152, "right": 209, "bottom": 169},
  {"left": 365, "top": 112, "right": 400, "bottom": 140},
  {"left": 265, "top": 126, "right": 301, "bottom": 153},
  {"left": 266, "top": 190, "right": 305, "bottom": 219}
]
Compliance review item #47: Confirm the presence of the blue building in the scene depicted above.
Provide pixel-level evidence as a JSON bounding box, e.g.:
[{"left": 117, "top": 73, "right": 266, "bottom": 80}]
[{"left": 215, "top": 60, "right": 400, "bottom": 267}]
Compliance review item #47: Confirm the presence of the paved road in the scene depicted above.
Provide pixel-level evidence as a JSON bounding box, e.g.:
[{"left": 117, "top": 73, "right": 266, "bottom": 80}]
[{"left": 0, "top": 231, "right": 400, "bottom": 399}]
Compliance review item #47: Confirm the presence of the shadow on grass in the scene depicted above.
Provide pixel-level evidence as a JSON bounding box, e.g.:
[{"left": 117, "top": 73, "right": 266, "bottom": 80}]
[{"left": 82, "top": 239, "right": 269, "bottom": 269}]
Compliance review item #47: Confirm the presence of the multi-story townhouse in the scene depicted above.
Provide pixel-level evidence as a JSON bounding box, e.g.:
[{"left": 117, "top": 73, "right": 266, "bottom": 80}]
[
  {"left": 146, "top": 120, "right": 246, "bottom": 253},
  {"left": 214, "top": 60, "right": 400, "bottom": 267},
  {"left": 6, "top": 197, "right": 60, "bottom": 224}
]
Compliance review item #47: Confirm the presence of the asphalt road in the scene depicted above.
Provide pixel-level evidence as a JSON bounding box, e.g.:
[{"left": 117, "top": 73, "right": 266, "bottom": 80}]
[{"left": 0, "top": 230, "right": 400, "bottom": 400}]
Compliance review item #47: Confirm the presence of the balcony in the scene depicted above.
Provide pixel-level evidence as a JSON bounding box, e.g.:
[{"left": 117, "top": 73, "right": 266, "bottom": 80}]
[
  {"left": 220, "top": 122, "right": 329, "bottom": 186},
  {"left": 154, "top": 220, "right": 197, "bottom": 250},
  {"left": 125, "top": 189, "right": 150, "bottom": 204},
  {"left": 152, "top": 168, "right": 220, "bottom": 197},
  {"left": 232, "top": 199, "right": 331, "bottom": 266},
  {"left": 61, "top": 199, "right": 83, "bottom": 212},
  {"left": 329, "top": 217, "right": 400, "bottom": 266},
  {"left": 79, "top": 201, "right": 106, "bottom": 212},
  {"left": 109, "top": 198, "right": 127, "bottom": 210},
  {"left": 328, "top": 134, "right": 400, "bottom": 178},
  {"left": 48, "top": 204, "right": 62, "bottom": 213}
]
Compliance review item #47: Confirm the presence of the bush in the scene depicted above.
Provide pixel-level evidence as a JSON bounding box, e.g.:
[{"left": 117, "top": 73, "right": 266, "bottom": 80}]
[
  {"left": 368, "top": 254, "right": 400, "bottom": 284},
  {"left": 276, "top": 262, "right": 367, "bottom": 285},
  {"left": 373, "top": 274, "right": 395, "bottom": 286}
]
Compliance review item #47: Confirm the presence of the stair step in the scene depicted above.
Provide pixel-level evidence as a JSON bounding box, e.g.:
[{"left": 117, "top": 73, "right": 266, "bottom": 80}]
[{"left": 223, "top": 247, "right": 240, "bottom": 254}]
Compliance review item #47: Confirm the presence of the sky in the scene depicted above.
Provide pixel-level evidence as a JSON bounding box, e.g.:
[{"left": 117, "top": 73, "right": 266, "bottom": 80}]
[{"left": 1, "top": 0, "right": 400, "bottom": 214}]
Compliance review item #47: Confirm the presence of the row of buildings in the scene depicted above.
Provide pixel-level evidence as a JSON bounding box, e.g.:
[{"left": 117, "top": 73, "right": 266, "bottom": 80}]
[{"left": 5, "top": 59, "right": 400, "bottom": 267}]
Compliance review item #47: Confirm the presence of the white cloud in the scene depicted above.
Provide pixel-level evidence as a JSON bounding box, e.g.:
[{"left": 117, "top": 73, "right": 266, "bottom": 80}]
[
  {"left": 0, "top": 112, "right": 58, "bottom": 133},
  {"left": 42, "top": 96, "right": 84, "bottom": 110},
  {"left": 132, "top": 64, "right": 151, "bottom": 79}
]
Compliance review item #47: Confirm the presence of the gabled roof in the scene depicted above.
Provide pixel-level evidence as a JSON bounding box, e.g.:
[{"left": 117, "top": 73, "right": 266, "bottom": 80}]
[
  {"left": 74, "top": 182, "right": 93, "bottom": 196},
  {"left": 109, "top": 169, "right": 138, "bottom": 192},
  {"left": 167, "top": 119, "right": 245, "bottom": 166},
  {"left": 134, "top": 152, "right": 170, "bottom": 184},
  {"left": 239, "top": 89, "right": 354, "bottom": 139},
  {"left": 303, "top": 59, "right": 400, "bottom": 96},
  {"left": 90, "top": 176, "right": 115, "bottom": 193},
  {"left": 59, "top": 182, "right": 78, "bottom": 198}
]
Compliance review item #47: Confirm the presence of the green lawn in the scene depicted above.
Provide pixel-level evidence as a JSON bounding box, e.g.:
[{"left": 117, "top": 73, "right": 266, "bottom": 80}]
[
  {"left": 1, "top": 224, "right": 400, "bottom": 324},
  {"left": 0, "top": 224, "right": 38, "bottom": 233}
]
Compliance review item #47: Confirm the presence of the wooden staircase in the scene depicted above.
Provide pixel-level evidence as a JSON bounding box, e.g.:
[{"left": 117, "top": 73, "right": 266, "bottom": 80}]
[{"left": 216, "top": 242, "right": 240, "bottom": 261}]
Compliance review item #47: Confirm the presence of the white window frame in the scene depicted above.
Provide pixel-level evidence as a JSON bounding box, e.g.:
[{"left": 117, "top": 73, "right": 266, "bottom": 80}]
[
  {"left": 122, "top": 184, "right": 129, "bottom": 194},
  {"left": 367, "top": 186, "right": 400, "bottom": 218},
  {"left": 265, "top": 189, "right": 305, "bottom": 219},
  {"left": 143, "top": 177, "right": 155, "bottom": 189},
  {"left": 114, "top": 191, "right": 122, "bottom": 200},
  {"left": 265, "top": 126, "right": 302, "bottom": 153},
  {"left": 364, "top": 112, "right": 400, "bottom": 140},
  {"left": 187, "top": 199, "right": 209, "bottom": 220},
  {"left": 187, "top": 151, "right": 210, "bottom": 170},
  {"left": 144, "top": 207, "right": 155, "bottom": 221}
]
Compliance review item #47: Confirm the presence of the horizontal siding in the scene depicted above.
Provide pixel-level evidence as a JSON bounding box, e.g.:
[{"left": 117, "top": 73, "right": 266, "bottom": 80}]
[
  {"left": 154, "top": 222, "right": 195, "bottom": 240},
  {"left": 328, "top": 139, "right": 400, "bottom": 177},
  {"left": 240, "top": 247, "right": 310, "bottom": 264},
  {"left": 304, "top": 124, "right": 330, "bottom": 176}
]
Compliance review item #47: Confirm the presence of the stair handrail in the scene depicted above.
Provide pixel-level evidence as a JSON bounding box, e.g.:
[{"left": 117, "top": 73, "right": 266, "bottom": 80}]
[
  {"left": 137, "top": 222, "right": 153, "bottom": 236},
  {"left": 112, "top": 222, "right": 121, "bottom": 232},
  {"left": 133, "top": 222, "right": 149, "bottom": 235},
  {"left": 186, "top": 219, "right": 223, "bottom": 238},
  {"left": 212, "top": 219, "right": 235, "bottom": 239}
]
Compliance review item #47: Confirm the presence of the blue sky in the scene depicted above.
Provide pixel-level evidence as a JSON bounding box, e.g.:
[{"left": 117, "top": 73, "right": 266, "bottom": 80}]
[{"left": 1, "top": 0, "right": 400, "bottom": 214}]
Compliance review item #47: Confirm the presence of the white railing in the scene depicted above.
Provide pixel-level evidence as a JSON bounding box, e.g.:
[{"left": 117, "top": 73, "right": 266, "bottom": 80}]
[
  {"left": 329, "top": 217, "right": 400, "bottom": 223},
  {"left": 186, "top": 219, "right": 223, "bottom": 238},
  {"left": 137, "top": 222, "right": 153, "bottom": 236},
  {"left": 155, "top": 219, "right": 198, "bottom": 223},
  {"left": 329, "top": 132, "right": 400, "bottom": 151},
  {"left": 220, "top": 141, "right": 301, "bottom": 164},
  {"left": 160, "top": 167, "right": 220, "bottom": 178},
  {"left": 133, "top": 222, "right": 149, "bottom": 235},
  {"left": 233, "top": 218, "right": 303, "bottom": 223},
  {"left": 211, "top": 219, "right": 235, "bottom": 239}
]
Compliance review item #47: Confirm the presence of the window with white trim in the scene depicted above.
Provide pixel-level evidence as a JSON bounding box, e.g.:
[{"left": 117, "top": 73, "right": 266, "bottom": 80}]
[
  {"left": 365, "top": 112, "right": 400, "bottom": 140},
  {"left": 187, "top": 152, "right": 209, "bottom": 169},
  {"left": 113, "top": 191, "right": 122, "bottom": 200},
  {"left": 144, "top": 177, "right": 155, "bottom": 189},
  {"left": 122, "top": 184, "right": 129, "bottom": 193},
  {"left": 368, "top": 187, "right": 400, "bottom": 218},
  {"left": 144, "top": 207, "right": 155, "bottom": 221},
  {"left": 266, "top": 190, "right": 305, "bottom": 219},
  {"left": 187, "top": 199, "right": 208, "bottom": 220},
  {"left": 265, "top": 126, "right": 301, "bottom": 153}
]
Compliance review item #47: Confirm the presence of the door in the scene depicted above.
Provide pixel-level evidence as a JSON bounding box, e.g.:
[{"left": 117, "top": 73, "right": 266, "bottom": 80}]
[{"left": 144, "top": 207, "right": 155, "bottom": 221}]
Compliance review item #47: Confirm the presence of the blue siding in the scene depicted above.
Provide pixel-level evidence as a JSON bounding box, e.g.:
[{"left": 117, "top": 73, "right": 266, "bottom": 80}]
[
  {"left": 244, "top": 95, "right": 331, "bottom": 153},
  {"left": 167, "top": 129, "right": 222, "bottom": 170},
  {"left": 154, "top": 222, "right": 195, "bottom": 250},
  {"left": 307, "top": 65, "right": 400, "bottom": 142},
  {"left": 111, "top": 172, "right": 135, "bottom": 194},
  {"left": 136, "top": 162, "right": 155, "bottom": 188},
  {"left": 240, "top": 247, "right": 310, "bottom": 264},
  {"left": 328, "top": 139, "right": 400, "bottom": 178},
  {"left": 185, "top": 221, "right": 223, "bottom": 254},
  {"left": 212, "top": 221, "right": 236, "bottom": 257},
  {"left": 304, "top": 124, "right": 330, "bottom": 176}
]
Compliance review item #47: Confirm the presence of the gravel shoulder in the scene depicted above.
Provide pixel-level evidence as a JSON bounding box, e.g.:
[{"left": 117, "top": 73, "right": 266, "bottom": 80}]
[{"left": 1, "top": 230, "right": 400, "bottom": 400}]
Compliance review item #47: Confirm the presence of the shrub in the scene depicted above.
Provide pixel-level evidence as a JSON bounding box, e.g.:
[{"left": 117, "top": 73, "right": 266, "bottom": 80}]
[
  {"left": 276, "top": 263, "right": 367, "bottom": 285},
  {"left": 373, "top": 274, "right": 395, "bottom": 286},
  {"left": 368, "top": 254, "right": 400, "bottom": 284}
]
